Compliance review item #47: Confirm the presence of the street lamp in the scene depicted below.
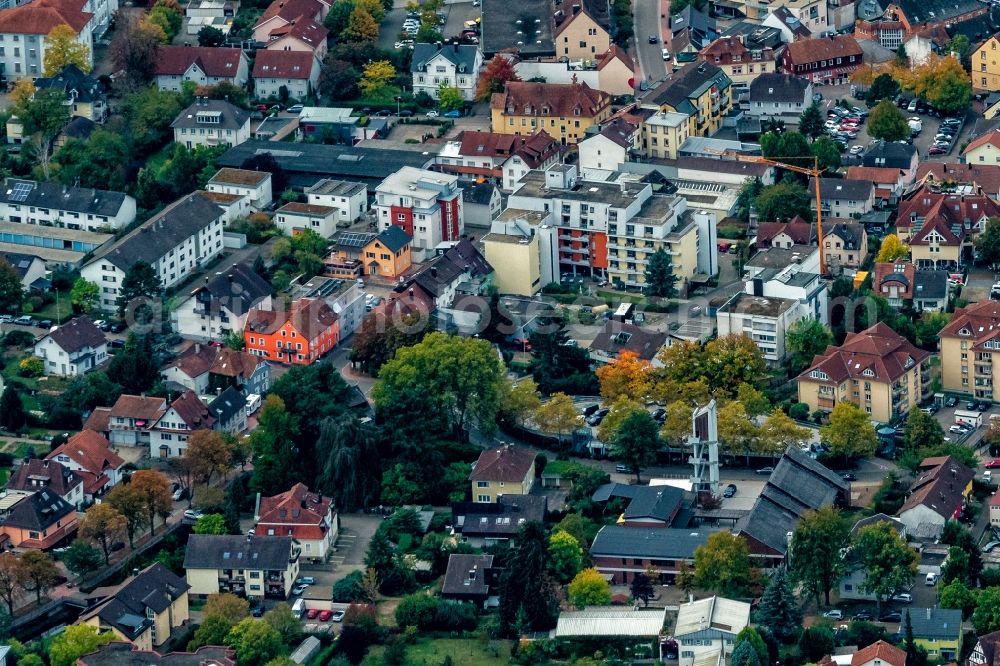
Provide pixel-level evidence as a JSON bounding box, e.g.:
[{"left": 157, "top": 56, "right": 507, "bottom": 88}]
[{"left": 394, "top": 95, "right": 402, "bottom": 117}]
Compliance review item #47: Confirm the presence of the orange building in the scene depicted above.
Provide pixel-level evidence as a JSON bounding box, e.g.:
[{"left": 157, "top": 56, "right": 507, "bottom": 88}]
[
  {"left": 362, "top": 226, "right": 412, "bottom": 279},
  {"left": 243, "top": 298, "right": 339, "bottom": 365},
  {"left": 0, "top": 488, "right": 78, "bottom": 550}
]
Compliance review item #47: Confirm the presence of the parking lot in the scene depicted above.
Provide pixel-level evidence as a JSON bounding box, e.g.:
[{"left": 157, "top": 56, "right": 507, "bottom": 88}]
[{"left": 378, "top": 0, "right": 480, "bottom": 51}]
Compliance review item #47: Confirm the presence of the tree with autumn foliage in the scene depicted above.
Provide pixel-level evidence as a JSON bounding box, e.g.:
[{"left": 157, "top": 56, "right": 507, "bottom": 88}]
[
  {"left": 595, "top": 351, "right": 652, "bottom": 401},
  {"left": 43, "top": 24, "right": 91, "bottom": 76},
  {"left": 359, "top": 60, "right": 395, "bottom": 97},
  {"left": 10, "top": 80, "right": 35, "bottom": 108},
  {"left": 129, "top": 469, "right": 173, "bottom": 535},
  {"left": 110, "top": 13, "right": 161, "bottom": 89},
  {"left": 79, "top": 503, "right": 127, "bottom": 564},
  {"left": 908, "top": 54, "right": 971, "bottom": 114},
  {"left": 185, "top": 430, "right": 234, "bottom": 487},
  {"left": 476, "top": 54, "right": 520, "bottom": 102},
  {"left": 343, "top": 5, "right": 379, "bottom": 44},
  {"left": 875, "top": 234, "right": 909, "bottom": 262}
]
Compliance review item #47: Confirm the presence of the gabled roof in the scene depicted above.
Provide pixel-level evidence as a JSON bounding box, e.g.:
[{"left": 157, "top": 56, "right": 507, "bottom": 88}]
[
  {"left": 590, "top": 321, "right": 667, "bottom": 361},
  {"left": 797, "top": 321, "right": 930, "bottom": 385},
  {"left": 110, "top": 395, "right": 167, "bottom": 422},
  {"left": 160, "top": 390, "right": 213, "bottom": 431},
  {"left": 592, "top": 482, "right": 684, "bottom": 522},
  {"left": 184, "top": 535, "right": 296, "bottom": 570},
  {"left": 647, "top": 62, "right": 731, "bottom": 116},
  {"left": 370, "top": 225, "right": 411, "bottom": 253},
  {"left": 255, "top": 0, "right": 323, "bottom": 27},
  {"left": 245, "top": 297, "right": 337, "bottom": 341},
  {"left": 756, "top": 220, "right": 816, "bottom": 244},
  {"left": 491, "top": 81, "right": 610, "bottom": 118},
  {"left": 899, "top": 455, "right": 975, "bottom": 521},
  {"left": 452, "top": 495, "right": 547, "bottom": 536},
  {"left": 862, "top": 142, "right": 917, "bottom": 170},
  {"left": 1, "top": 487, "right": 75, "bottom": 531},
  {"left": 266, "top": 17, "right": 327, "bottom": 48},
  {"left": 597, "top": 44, "right": 634, "bottom": 72},
  {"left": 49, "top": 430, "right": 123, "bottom": 475},
  {"left": 155, "top": 46, "right": 245, "bottom": 77},
  {"left": 916, "top": 162, "right": 1000, "bottom": 195},
  {"left": 852, "top": 641, "right": 905, "bottom": 666},
  {"left": 846, "top": 165, "right": 904, "bottom": 184},
  {"left": 590, "top": 525, "right": 713, "bottom": 560},
  {"left": 77, "top": 643, "right": 234, "bottom": 666},
  {"left": 0, "top": 178, "right": 129, "bottom": 217},
  {"left": 675, "top": 596, "right": 751, "bottom": 637},
  {"left": 826, "top": 222, "right": 865, "bottom": 249},
  {"left": 970, "top": 629, "right": 1000, "bottom": 666},
  {"left": 167, "top": 343, "right": 265, "bottom": 382},
  {"left": 749, "top": 73, "right": 810, "bottom": 103},
  {"left": 7, "top": 459, "right": 81, "bottom": 497},
  {"left": 769, "top": 6, "right": 811, "bottom": 37},
  {"left": 463, "top": 182, "right": 497, "bottom": 207},
  {"left": 411, "top": 43, "right": 481, "bottom": 74},
  {"left": 596, "top": 116, "right": 638, "bottom": 148},
  {"left": 209, "top": 168, "right": 271, "bottom": 188},
  {"left": 209, "top": 386, "right": 245, "bottom": 426},
  {"left": 83, "top": 406, "right": 111, "bottom": 433},
  {"left": 39, "top": 315, "right": 105, "bottom": 354},
  {"left": 188, "top": 262, "right": 271, "bottom": 317},
  {"left": 171, "top": 100, "right": 250, "bottom": 131},
  {"left": 941, "top": 300, "right": 1000, "bottom": 345},
  {"left": 873, "top": 260, "right": 916, "bottom": 300},
  {"left": 257, "top": 482, "right": 332, "bottom": 540},
  {"left": 785, "top": 34, "right": 862, "bottom": 64},
  {"left": 456, "top": 130, "right": 563, "bottom": 167},
  {"left": 810, "top": 177, "right": 874, "bottom": 202},
  {"left": 0, "top": 0, "right": 92, "bottom": 35},
  {"left": 80, "top": 563, "right": 189, "bottom": 640},
  {"left": 35, "top": 64, "right": 102, "bottom": 103},
  {"left": 252, "top": 49, "right": 316, "bottom": 80},
  {"left": 470, "top": 445, "right": 535, "bottom": 483},
  {"left": 441, "top": 553, "right": 494, "bottom": 597},
  {"left": 904, "top": 607, "right": 962, "bottom": 640}
]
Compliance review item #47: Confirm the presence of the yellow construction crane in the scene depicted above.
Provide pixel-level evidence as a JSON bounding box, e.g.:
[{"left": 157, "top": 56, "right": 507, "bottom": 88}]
[{"left": 737, "top": 155, "right": 826, "bottom": 275}]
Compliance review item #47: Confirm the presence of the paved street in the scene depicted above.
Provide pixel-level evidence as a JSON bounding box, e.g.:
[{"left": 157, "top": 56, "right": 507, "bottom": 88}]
[{"left": 633, "top": 0, "right": 668, "bottom": 84}]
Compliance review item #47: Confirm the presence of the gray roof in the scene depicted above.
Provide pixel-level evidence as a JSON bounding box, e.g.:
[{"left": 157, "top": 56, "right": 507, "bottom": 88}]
[
  {"left": 189, "top": 262, "right": 271, "bottom": 316},
  {"left": 913, "top": 269, "right": 949, "bottom": 300},
  {"left": 1, "top": 488, "right": 75, "bottom": 532},
  {"left": 592, "top": 483, "right": 684, "bottom": 522},
  {"left": 862, "top": 142, "right": 917, "bottom": 170},
  {"left": 411, "top": 43, "right": 480, "bottom": 74},
  {"left": 183, "top": 534, "right": 295, "bottom": 570},
  {"left": 43, "top": 315, "right": 106, "bottom": 353},
  {"left": 673, "top": 5, "right": 715, "bottom": 34},
  {"left": 904, "top": 608, "right": 962, "bottom": 639},
  {"left": 895, "top": 0, "right": 981, "bottom": 24},
  {"left": 91, "top": 193, "right": 224, "bottom": 272},
  {"left": 749, "top": 73, "right": 810, "bottom": 103},
  {"left": 590, "top": 525, "right": 714, "bottom": 559},
  {"left": 827, "top": 222, "right": 865, "bottom": 249},
  {"left": 463, "top": 182, "right": 496, "bottom": 206},
  {"left": 374, "top": 225, "right": 411, "bottom": 253},
  {"left": 171, "top": 99, "right": 250, "bottom": 131},
  {"left": 452, "top": 495, "right": 546, "bottom": 537},
  {"left": 738, "top": 446, "right": 847, "bottom": 555},
  {"left": 590, "top": 322, "right": 667, "bottom": 362},
  {"left": 441, "top": 553, "right": 494, "bottom": 597},
  {"left": 209, "top": 386, "right": 246, "bottom": 425},
  {"left": 84, "top": 564, "right": 189, "bottom": 639},
  {"left": 0, "top": 251, "right": 41, "bottom": 278},
  {"left": 811, "top": 177, "right": 875, "bottom": 202},
  {"left": 480, "top": 0, "right": 554, "bottom": 56},
  {"left": 35, "top": 64, "right": 103, "bottom": 103},
  {"left": 0, "top": 178, "right": 129, "bottom": 217},
  {"left": 647, "top": 63, "right": 731, "bottom": 116}
]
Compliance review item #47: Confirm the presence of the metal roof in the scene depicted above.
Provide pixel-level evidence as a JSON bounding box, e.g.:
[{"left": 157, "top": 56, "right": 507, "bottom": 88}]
[{"left": 554, "top": 607, "right": 667, "bottom": 637}]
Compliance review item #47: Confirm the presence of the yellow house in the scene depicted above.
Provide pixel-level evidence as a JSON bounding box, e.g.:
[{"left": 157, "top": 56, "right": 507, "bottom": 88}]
[
  {"left": 644, "top": 61, "right": 733, "bottom": 137},
  {"left": 905, "top": 608, "right": 962, "bottom": 661},
  {"left": 963, "top": 129, "right": 1000, "bottom": 165},
  {"left": 606, "top": 219, "right": 700, "bottom": 289},
  {"left": 553, "top": 7, "right": 610, "bottom": 61},
  {"left": 938, "top": 300, "right": 1000, "bottom": 400},
  {"left": 469, "top": 444, "right": 536, "bottom": 502},
  {"left": 361, "top": 225, "right": 412, "bottom": 279},
  {"left": 482, "top": 230, "right": 541, "bottom": 296},
  {"left": 183, "top": 535, "right": 300, "bottom": 601},
  {"left": 640, "top": 110, "right": 690, "bottom": 159},
  {"left": 698, "top": 35, "right": 777, "bottom": 89},
  {"left": 797, "top": 322, "right": 931, "bottom": 422},
  {"left": 490, "top": 81, "right": 612, "bottom": 145},
  {"left": 79, "top": 563, "right": 190, "bottom": 651},
  {"left": 973, "top": 35, "right": 1000, "bottom": 91}
]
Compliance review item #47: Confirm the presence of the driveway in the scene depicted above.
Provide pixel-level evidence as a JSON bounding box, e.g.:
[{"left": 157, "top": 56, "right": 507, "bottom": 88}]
[
  {"left": 633, "top": 0, "right": 667, "bottom": 83},
  {"left": 325, "top": 513, "right": 382, "bottom": 582}
]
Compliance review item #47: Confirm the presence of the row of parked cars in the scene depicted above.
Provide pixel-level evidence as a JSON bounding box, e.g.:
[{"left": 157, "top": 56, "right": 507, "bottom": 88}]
[{"left": 825, "top": 105, "right": 869, "bottom": 151}]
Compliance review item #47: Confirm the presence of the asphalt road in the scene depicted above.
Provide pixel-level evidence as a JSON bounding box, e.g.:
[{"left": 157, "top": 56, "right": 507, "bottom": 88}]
[{"left": 633, "top": 0, "right": 667, "bottom": 84}]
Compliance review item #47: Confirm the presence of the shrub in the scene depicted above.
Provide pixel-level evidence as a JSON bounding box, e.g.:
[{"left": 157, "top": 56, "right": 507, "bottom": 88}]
[
  {"left": 3, "top": 330, "right": 36, "bottom": 348},
  {"left": 17, "top": 356, "right": 43, "bottom": 377},
  {"left": 332, "top": 571, "right": 365, "bottom": 603},
  {"left": 432, "top": 600, "right": 478, "bottom": 631},
  {"left": 788, "top": 403, "right": 810, "bottom": 421},
  {"left": 394, "top": 593, "right": 438, "bottom": 629}
]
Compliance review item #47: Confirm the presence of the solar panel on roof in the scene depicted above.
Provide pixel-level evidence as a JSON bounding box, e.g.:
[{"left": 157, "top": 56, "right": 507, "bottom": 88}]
[
  {"left": 9, "top": 182, "right": 32, "bottom": 202},
  {"left": 338, "top": 232, "right": 373, "bottom": 248}
]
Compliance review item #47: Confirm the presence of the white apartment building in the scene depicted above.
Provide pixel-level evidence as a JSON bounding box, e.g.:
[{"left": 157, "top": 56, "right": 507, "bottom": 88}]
[
  {"left": 154, "top": 46, "right": 249, "bottom": 92},
  {"left": 274, "top": 202, "right": 338, "bottom": 238},
  {"left": 206, "top": 168, "right": 273, "bottom": 211},
  {"left": 304, "top": 179, "right": 367, "bottom": 223},
  {"left": 375, "top": 167, "right": 463, "bottom": 261},
  {"left": 716, "top": 292, "right": 804, "bottom": 363},
  {"left": 81, "top": 193, "right": 226, "bottom": 311},
  {"left": 0, "top": 179, "right": 136, "bottom": 231},
  {"left": 0, "top": 0, "right": 109, "bottom": 79},
  {"left": 410, "top": 43, "right": 483, "bottom": 101}
]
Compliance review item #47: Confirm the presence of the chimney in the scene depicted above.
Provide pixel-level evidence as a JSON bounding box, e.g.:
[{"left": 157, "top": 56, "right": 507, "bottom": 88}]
[
  {"left": 195, "top": 343, "right": 201, "bottom": 354},
  {"left": 431, "top": 267, "right": 438, "bottom": 278},
  {"left": 409, "top": 287, "right": 414, "bottom": 300}
]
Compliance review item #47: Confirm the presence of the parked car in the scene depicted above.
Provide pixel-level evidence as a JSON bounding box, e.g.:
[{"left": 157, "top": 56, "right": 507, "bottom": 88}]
[
  {"left": 891, "top": 593, "right": 912, "bottom": 603},
  {"left": 443, "top": 110, "right": 461, "bottom": 118},
  {"left": 723, "top": 483, "right": 737, "bottom": 498},
  {"left": 183, "top": 509, "right": 203, "bottom": 521},
  {"left": 296, "top": 576, "right": 316, "bottom": 586},
  {"left": 929, "top": 146, "right": 948, "bottom": 155},
  {"left": 841, "top": 472, "right": 857, "bottom": 481},
  {"left": 661, "top": 49, "right": 671, "bottom": 60},
  {"left": 986, "top": 459, "right": 1000, "bottom": 469},
  {"left": 291, "top": 584, "right": 308, "bottom": 596},
  {"left": 946, "top": 395, "right": 958, "bottom": 407},
  {"left": 331, "top": 610, "right": 345, "bottom": 622},
  {"left": 925, "top": 572, "right": 938, "bottom": 585},
  {"left": 13, "top": 315, "right": 32, "bottom": 326},
  {"left": 318, "top": 610, "right": 333, "bottom": 621},
  {"left": 756, "top": 466, "right": 774, "bottom": 475},
  {"left": 849, "top": 145, "right": 864, "bottom": 155},
  {"left": 251, "top": 605, "right": 264, "bottom": 618},
  {"left": 287, "top": 104, "right": 303, "bottom": 114},
  {"left": 425, "top": 110, "right": 439, "bottom": 118},
  {"left": 979, "top": 401, "right": 992, "bottom": 412},
  {"left": 172, "top": 487, "right": 188, "bottom": 501},
  {"left": 854, "top": 610, "right": 874, "bottom": 620},
  {"left": 306, "top": 608, "right": 319, "bottom": 619},
  {"left": 949, "top": 425, "right": 967, "bottom": 434},
  {"left": 615, "top": 464, "right": 630, "bottom": 473},
  {"left": 823, "top": 609, "right": 843, "bottom": 620},
  {"left": 879, "top": 611, "right": 902, "bottom": 622}
]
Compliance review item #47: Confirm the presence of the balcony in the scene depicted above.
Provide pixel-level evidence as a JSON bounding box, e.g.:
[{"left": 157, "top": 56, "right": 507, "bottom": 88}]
[
  {"left": 976, "top": 364, "right": 993, "bottom": 376},
  {"left": 817, "top": 396, "right": 836, "bottom": 408}
]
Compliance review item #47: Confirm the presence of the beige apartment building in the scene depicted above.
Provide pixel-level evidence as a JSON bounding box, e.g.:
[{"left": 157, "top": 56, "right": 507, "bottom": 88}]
[
  {"left": 797, "top": 322, "right": 932, "bottom": 422},
  {"left": 640, "top": 110, "right": 690, "bottom": 159},
  {"left": 939, "top": 301, "right": 1000, "bottom": 401},
  {"left": 553, "top": 7, "right": 611, "bottom": 61},
  {"left": 482, "top": 229, "right": 543, "bottom": 296},
  {"left": 973, "top": 35, "right": 1000, "bottom": 91}
]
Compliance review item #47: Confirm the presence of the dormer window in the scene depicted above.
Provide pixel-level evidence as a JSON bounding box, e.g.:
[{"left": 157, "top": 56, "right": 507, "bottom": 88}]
[
  {"left": 959, "top": 327, "right": 971, "bottom": 336},
  {"left": 810, "top": 369, "right": 829, "bottom": 380},
  {"left": 862, "top": 368, "right": 875, "bottom": 377}
]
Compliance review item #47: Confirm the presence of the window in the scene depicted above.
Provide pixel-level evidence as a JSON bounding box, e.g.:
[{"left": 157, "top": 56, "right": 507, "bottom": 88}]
[{"left": 477, "top": 481, "right": 488, "bottom": 488}]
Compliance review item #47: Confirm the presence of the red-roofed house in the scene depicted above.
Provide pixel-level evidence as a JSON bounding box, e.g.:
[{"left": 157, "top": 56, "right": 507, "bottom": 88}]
[
  {"left": 434, "top": 130, "right": 563, "bottom": 190},
  {"left": 846, "top": 166, "right": 907, "bottom": 205},
  {"left": 0, "top": 0, "right": 95, "bottom": 80},
  {"left": 898, "top": 455, "right": 975, "bottom": 537},
  {"left": 916, "top": 162, "right": 1000, "bottom": 200},
  {"left": 252, "top": 50, "right": 319, "bottom": 100},
  {"left": 108, "top": 395, "right": 168, "bottom": 448},
  {"left": 851, "top": 641, "right": 906, "bottom": 666},
  {"left": 263, "top": 17, "right": 327, "bottom": 58},
  {"left": 963, "top": 129, "right": 1000, "bottom": 165},
  {"left": 7, "top": 458, "right": 84, "bottom": 509},
  {"left": 244, "top": 298, "right": 339, "bottom": 365},
  {"left": 150, "top": 390, "right": 214, "bottom": 458},
  {"left": 781, "top": 34, "right": 863, "bottom": 84},
  {"left": 990, "top": 490, "right": 1000, "bottom": 528},
  {"left": 252, "top": 0, "right": 327, "bottom": 45},
  {"left": 896, "top": 185, "right": 1000, "bottom": 269},
  {"left": 254, "top": 483, "right": 337, "bottom": 562},
  {"left": 755, "top": 219, "right": 816, "bottom": 248},
  {"left": 797, "top": 321, "right": 932, "bottom": 422},
  {"left": 469, "top": 444, "right": 536, "bottom": 503},
  {"left": 154, "top": 46, "right": 249, "bottom": 92},
  {"left": 48, "top": 430, "right": 125, "bottom": 500}
]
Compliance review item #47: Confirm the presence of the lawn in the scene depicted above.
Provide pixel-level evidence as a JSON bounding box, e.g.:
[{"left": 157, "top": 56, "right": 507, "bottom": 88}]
[
  {"left": 363, "top": 638, "right": 513, "bottom": 666},
  {"left": 24, "top": 291, "right": 74, "bottom": 323}
]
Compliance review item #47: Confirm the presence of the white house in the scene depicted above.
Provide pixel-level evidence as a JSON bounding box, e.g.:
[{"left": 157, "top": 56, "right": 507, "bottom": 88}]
[
  {"left": 410, "top": 43, "right": 483, "bottom": 101},
  {"left": 1, "top": 251, "right": 45, "bottom": 290},
  {"left": 274, "top": 202, "right": 338, "bottom": 238},
  {"left": 0, "top": 0, "right": 102, "bottom": 80},
  {"left": 171, "top": 98, "right": 251, "bottom": 150},
  {"left": 747, "top": 73, "right": 813, "bottom": 119},
  {"left": 254, "top": 483, "right": 338, "bottom": 562},
  {"left": 716, "top": 292, "right": 804, "bottom": 364},
  {"left": 675, "top": 597, "right": 751, "bottom": 666},
  {"left": 33, "top": 315, "right": 107, "bottom": 377},
  {"left": 578, "top": 131, "right": 631, "bottom": 181},
  {"left": 154, "top": 46, "right": 249, "bottom": 92},
  {"left": 0, "top": 178, "right": 136, "bottom": 232},
  {"left": 47, "top": 430, "right": 125, "bottom": 500},
  {"left": 810, "top": 177, "right": 875, "bottom": 218},
  {"left": 171, "top": 261, "right": 272, "bottom": 341},
  {"left": 252, "top": 49, "right": 320, "bottom": 100},
  {"left": 304, "top": 179, "right": 367, "bottom": 224},
  {"left": 206, "top": 168, "right": 273, "bottom": 212},
  {"left": 81, "top": 193, "right": 226, "bottom": 311},
  {"left": 149, "top": 390, "right": 214, "bottom": 458},
  {"left": 375, "top": 167, "right": 463, "bottom": 261}
]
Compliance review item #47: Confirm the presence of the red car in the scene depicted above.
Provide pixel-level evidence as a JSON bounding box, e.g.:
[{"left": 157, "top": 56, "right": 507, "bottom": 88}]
[
  {"left": 318, "top": 610, "right": 333, "bottom": 622},
  {"left": 986, "top": 459, "right": 1000, "bottom": 469},
  {"left": 306, "top": 608, "right": 319, "bottom": 619},
  {"left": 929, "top": 146, "right": 948, "bottom": 155}
]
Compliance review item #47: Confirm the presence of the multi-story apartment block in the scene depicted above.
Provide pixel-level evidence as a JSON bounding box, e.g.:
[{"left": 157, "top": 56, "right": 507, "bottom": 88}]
[
  {"left": 797, "top": 322, "right": 931, "bottom": 422},
  {"left": 0, "top": 178, "right": 135, "bottom": 232},
  {"left": 747, "top": 73, "right": 812, "bottom": 119},
  {"left": 490, "top": 81, "right": 611, "bottom": 145},
  {"left": 973, "top": 36, "right": 1000, "bottom": 91},
  {"left": 374, "top": 166, "right": 463, "bottom": 261},
  {"left": 410, "top": 43, "right": 482, "bottom": 101},
  {"left": 856, "top": 0, "right": 984, "bottom": 49},
  {"left": 81, "top": 193, "right": 225, "bottom": 311},
  {"left": 303, "top": 179, "right": 367, "bottom": 223},
  {"left": 938, "top": 301, "right": 1000, "bottom": 401},
  {"left": 698, "top": 35, "right": 777, "bottom": 91},
  {"left": 184, "top": 535, "right": 300, "bottom": 600},
  {"left": 171, "top": 262, "right": 272, "bottom": 341},
  {"left": 154, "top": 46, "right": 249, "bottom": 92},
  {"left": 0, "top": 0, "right": 99, "bottom": 80},
  {"left": 252, "top": 50, "right": 320, "bottom": 101},
  {"left": 810, "top": 177, "right": 875, "bottom": 218},
  {"left": 244, "top": 297, "right": 339, "bottom": 365},
  {"left": 895, "top": 185, "right": 1000, "bottom": 270},
  {"left": 781, "top": 35, "right": 863, "bottom": 84},
  {"left": 149, "top": 390, "right": 214, "bottom": 458},
  {"left": 506, "top": 164, "right": 717, "bottom": 289},
  {"left": 645, "top": 62, "right": 733, "bottom": 137},
  {"left": 639, "top": 110, "right": 690, "bottom": 160},
  {"left": 717, "top": 292, "right": 804, "bottom": 364},
  {"left": 434, "top": 130, "right": 563, "bottom": 189}
]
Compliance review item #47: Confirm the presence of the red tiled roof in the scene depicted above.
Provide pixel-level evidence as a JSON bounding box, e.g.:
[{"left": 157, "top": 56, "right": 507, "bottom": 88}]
[
  {"left": 168, "top": 343, "right": 264, "bottom": 381},
  {"left": 798, "top": 321, "right": 931, "bottom": 384},
  {"left": 845, "top": 166, "right": 903, "bottom": 184},
  {"left": 0, "top": 0, "right": 92, "bottom": 35},
  {"left": 48, "top": 430, "right": 123, "bottom": 475},
  {"left": 83, "top": 406, "right": 111, "bottom": 433},
  {"left": 916, "top": 162, "right": 1000, "bottom": 196},
  {"left": 896, "top": 185, "right": 1000, "bottom": 242},
  {"left": 154, "top": 46, "right": 244, "bottom": 77},
  {"left": 899, "top": 455, "right": 975, "bottom": 519},
  {"left": 940, "top": 301, "right": 1000, "bottom": 347},
  {"left": 252, "top": 49, "right": 315, "bottom": 80},
  {"left": 756, "top": 221, "right": 816, "bottom": 245},
  {"left": 469, "top": 445, "right": 535, "bottom": 483},
  {"left": 873, "top": 260, "right": 916, "bottom": 300},
  {"left": 162, "top": 390, "right": 214, "bottom": 430},
  {"left": 785, "top": 34, "right": 862, "bottom": 65},
  {"left": 852, "top": 641, "right": 906, "bottom": 666},
  {"left": 257, "top": 483, "right": 332, "bottom": 539},
  {"left": 109, "top": 395, "right": 166, "bottom": 422},
  {"left": 597, "top": 44, "right": 634, "bottom": 72},
  {"left": 456, "top": 130, "right": 562, "bottom": 168},
  {"left": 491, "top": 81, "right": 610, "bottom": 118},
  {"left": 7, "top": 459, "right": 81, "bottom": 497},
  {"left": 964, "top": 129, "right": 1000, "bottom": 156},
  {"left": 699, "top": 35, "right": 775, "bottom": 65},
  {"left": 245, "top": 297, "right": 338, "bottom": 341},
  {"left": 266, "top": 17, "right": 327, "bottom": 48},
  {"left": 255, "top": 0, "right": 322, "bottom": 27}
]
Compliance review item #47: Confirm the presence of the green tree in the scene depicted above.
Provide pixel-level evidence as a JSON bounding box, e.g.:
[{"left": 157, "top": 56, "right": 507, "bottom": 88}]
[
  {"left": 395, "top": 593, "right": 438, "bottom": 629},
  {"left": 205, "top": 593, "right": 251, "bottom": 625},
  {"left": 791, "top": 506, "right": 849, "bottom": 605},
  {"left": 757, "top": 568, "right": 802, "bottom": 642},
  {"left": 197, "top": 25, "right": 225, "bottom": 46},
  {"left": 61, "top": 540, "right": 103, "bottom": 577},
  {"left": 437, "top": 85, "right": 464, "bottom": 112},
  {"left": 821, "top": 402, "right": 878, "bottom": 459},
  {"left": 18, "top": 88, "right": 70, "bottom": 178},
  {"left": 116, "top": 260, "right": 162, "bottom": 318},
  {"left": 0, "top": 386, "right": 26, "bottom": 432},
  {"left": 811, "top": 136, "right": 842, "bottom": 171},
  {"left": 977, "top": 218, "right": 1000, "bottom": 269},
  {"left": 868, "top": 99, "right": 909, "bottom": 142},
  {"left": 866, "top": 73, "right": 901, "bottom": 105},
  {"left": 694, "top": 531, "right": 752, "bottom": 596},
  {"left": 853, "top": 521, "right": 918, "bottom": 613},
  {"left": 148, "top": 1, "right": 183, "bottom": 41},
  {"left": 249, "top": 395, "right": 300, "bottom": 496},
  {"left": 903, "top": 408, "right": 944, "bottom": 452},
  {"left": 499, "top": 378, "right": 542, "bottom": 429},
  {"left": 0, "top": 259, "right": 23, "bottom": 315},
  {"left": 736, "top": 627, "right": 768, "bottom": 666},
  {"left": 939, "top": 579, "right": 976, "bottom": 619},
  {"left": 106, "top": 334, "right": 160, "bottom": 395},
  {"left": 798, "top": 626, "right": 835, "bottom": 663},
  {"left": 753, "top": 180, "right": 812, "bottom": 222},
  {"left": 798, "top": 103, "right": 824, "bottom": 139},
  {"left": 912, "top": 55, "right": 971, "bottom": 113},
  {"left": 49, "top": 625, "right": 113, "bottom": 666},
  {"left": 224, "top": 618, "right": 285, "bottom": 666},
  {"left": 70, "top": 278, "right": 99, "bottom": 314},
  {"left": 548, "top": 530, "right": 583, "bottom": 584},
  {"left": 567, "top": 568, "right": 612, "bottom": 608},
  {"left": 608, "top": 410, "right": 660, "bottom": 484},
  {"left": 644, "top": 247, "right": 678, "bottom": 297},
  {"left": 786, "top": 318, "right": 834, "bottom": 375},
  {"left": 262, "top": 604, "right": 301, "bottom": 644},
  {"left": 973, "top": 587, "right": 1000, "bottom": 634},
  {"left": 497, "top": 522, "right": 558, "bottom": 636},
  {"left": 631, "top": 571, "right": 655, "bottom": 607},
  {"left": 194, "top": 514, "right": 227, "bottom": 535},
  {"left": 760, "top": 130, "right": 813, "bottom": 167},
  {"left": 731, "top": 641, "right": 761, "bottom": 666}
]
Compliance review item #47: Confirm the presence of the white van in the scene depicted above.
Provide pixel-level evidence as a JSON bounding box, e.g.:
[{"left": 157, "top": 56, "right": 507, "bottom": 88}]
[
  {"left": 245, "top": 393, "right": 262, "bottom": 416},
  {"left": 291, "top": 598, "right": 306, "bottom": 618},
  {"left": 925, "top": 572, "right": 938, "bottom": 586}
]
